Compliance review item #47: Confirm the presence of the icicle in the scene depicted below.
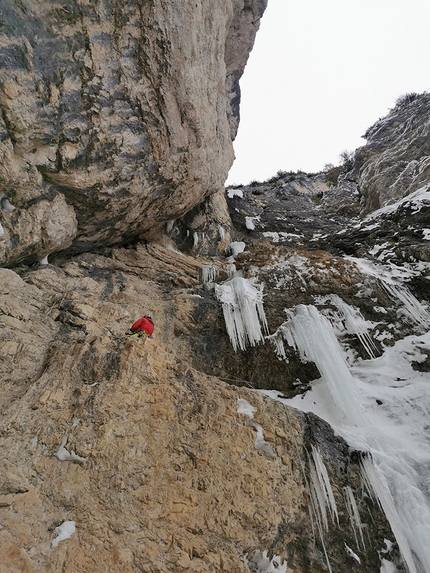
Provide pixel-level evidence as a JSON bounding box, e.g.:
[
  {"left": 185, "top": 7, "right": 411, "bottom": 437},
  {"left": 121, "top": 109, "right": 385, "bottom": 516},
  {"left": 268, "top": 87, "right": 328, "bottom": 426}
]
[
  {"left": 39, "top": 255, "right": 49, "bottom": 265},
  {"left": 0, "top": 223, "right": 4, "bottom": 237},
  {"left": 382, "top": 282, "right": 430, "bottom": 330},
  {"left": 165, "top": 220, "right": 175, "bottom": 233},
  {"left": 309, "top": 446, "right": 339, "bottom": 529},
  {"left": 278, "top": 305, "right": 367, "bottom": 426},
  {"left": 227, "top": 263, "right": 237, "bottom": 277},
  {"left": 344, "top": 543, "right": 361, "bottom": 563},
  {"left": 309, "top": 453, "right": 328, "bottom": 530},
  {"left": 360, "top": 458, "right": 418, "bottom": 573},
  {"left": 201, "top": 264, "right": 218, "bottom": 284},
  {"left": 193, "top": 232, "right": 199, "bottom": 248},
  {"left": 219, "top": 226, "right": 226, "bottom": 240},
  {"left": 215, "top": 277, "right": 269, "bottom": 352},
  {"left": 343, "top": 486, "right": 365, "bottom": 549},
  {"left": 318, "top": 294, "right": 378, "bottom": 359}
]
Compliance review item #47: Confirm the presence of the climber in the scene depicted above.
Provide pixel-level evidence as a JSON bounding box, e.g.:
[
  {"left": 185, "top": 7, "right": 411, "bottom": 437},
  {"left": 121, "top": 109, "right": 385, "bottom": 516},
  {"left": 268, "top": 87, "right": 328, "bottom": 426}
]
[{"left": 127, "top": 315, "right": 154, "bottom": 338}]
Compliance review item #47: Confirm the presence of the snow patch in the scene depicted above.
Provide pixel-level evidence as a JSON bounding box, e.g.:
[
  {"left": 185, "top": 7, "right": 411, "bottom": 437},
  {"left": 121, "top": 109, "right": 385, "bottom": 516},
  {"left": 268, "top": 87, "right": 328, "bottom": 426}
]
[
  {"left": 245, "top": 216, "right": 260, "bottom": 230},
  {"left": 227, "top": 187, "right": 243, "bottom": 199},
  {"left": 55, "top": 437, "right": 87, "bottom": 465},
  {"left": 51, "top": 521, "right": 76, "bottom": 548},
  {"left": 237, "top": 398, "right": 256, "bottom": 419},
  {"left": 229, "top": 241, "right": 246, "bottom": 256},
  {"left": 244, "top": 550, "right": 287, "bottom": 573}
]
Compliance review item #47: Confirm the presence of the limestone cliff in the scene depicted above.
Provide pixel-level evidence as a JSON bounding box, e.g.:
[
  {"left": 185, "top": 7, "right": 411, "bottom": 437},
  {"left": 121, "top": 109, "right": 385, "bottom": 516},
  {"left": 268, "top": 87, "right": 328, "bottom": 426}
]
[
  {"left": 2, "top": 2, "right": 430, "bottom": 572},
  {"left": 0, "top": 0, "right": 266, "bottom": 266},
  {"left": 0, "top": 246, "right": 399, "bottom": 573}
]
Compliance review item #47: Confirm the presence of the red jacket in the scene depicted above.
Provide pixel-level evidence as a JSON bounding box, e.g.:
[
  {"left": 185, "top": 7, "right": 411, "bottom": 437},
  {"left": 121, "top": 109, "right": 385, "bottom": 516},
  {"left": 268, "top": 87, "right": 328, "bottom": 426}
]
[{"left": 131, "top": 316, "right": 154, "bottom": 336}]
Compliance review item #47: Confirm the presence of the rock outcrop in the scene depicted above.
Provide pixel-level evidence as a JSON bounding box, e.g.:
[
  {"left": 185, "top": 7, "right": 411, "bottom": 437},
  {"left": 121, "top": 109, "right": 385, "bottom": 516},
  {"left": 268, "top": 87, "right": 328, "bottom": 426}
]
[
  {"left": 323, "top": 92, "right": 430, "bottom": 216},
  {"left": 0, "top": 0, "right": 266, "bottom": 266}
]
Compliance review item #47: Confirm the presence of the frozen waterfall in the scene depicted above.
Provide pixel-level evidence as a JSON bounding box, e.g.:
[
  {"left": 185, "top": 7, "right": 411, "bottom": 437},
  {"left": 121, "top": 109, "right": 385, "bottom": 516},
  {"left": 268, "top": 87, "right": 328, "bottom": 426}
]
[{"left": 272, "top": 304, "right": 430, "bottom": 573}]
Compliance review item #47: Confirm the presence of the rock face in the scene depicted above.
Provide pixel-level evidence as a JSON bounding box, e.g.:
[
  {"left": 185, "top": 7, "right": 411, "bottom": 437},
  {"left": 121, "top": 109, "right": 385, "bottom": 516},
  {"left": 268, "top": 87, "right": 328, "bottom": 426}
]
[
  {"left": 0, "top": 0, "right": 267, "bottom": 266},
  {"left": 0, "top": 249, "right": 399, "bottom": 573},
  {"left": 2, "top": 3, "right": 430, "bottom": 571}
]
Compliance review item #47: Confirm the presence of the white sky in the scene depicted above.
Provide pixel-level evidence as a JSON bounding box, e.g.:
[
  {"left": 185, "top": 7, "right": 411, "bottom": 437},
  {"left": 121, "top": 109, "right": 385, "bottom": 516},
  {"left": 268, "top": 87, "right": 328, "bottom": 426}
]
[{"left": 227, "top": 0, "right": 430, "bottom": 185}]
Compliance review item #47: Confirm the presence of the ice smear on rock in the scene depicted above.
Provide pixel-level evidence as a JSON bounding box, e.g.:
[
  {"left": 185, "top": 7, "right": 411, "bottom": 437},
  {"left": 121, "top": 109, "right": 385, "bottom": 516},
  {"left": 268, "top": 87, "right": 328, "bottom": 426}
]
[
  {"left": 272, "top": 305, "right": 366, "bottom": 426},
  {"left": 345, "top": 543, "right": 361, "bottom": 563},
  {"left": 346, "top": 256, "right": 430, "bottom": 331},
  {"left": 216, "top": 277, "right": 269, "bottom": 351}
]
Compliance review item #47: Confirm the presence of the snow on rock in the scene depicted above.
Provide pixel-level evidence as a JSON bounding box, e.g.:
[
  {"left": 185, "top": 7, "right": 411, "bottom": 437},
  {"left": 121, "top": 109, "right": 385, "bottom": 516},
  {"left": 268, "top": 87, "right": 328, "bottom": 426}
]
[
  {"left": 244, "top": 550, "right": 287, "bottom": 573},
  {"left": 227, "top": 187, "right": 243, "bottom": 199},
  {"left": 245, "top": 216, "right": 259, "bottom": 230},
  {"left": 55, "top": 437, "right": 87, "bottom": 465},
  {"left": 237, "top": 399, "right": 276, "bottom": 456},
  {"left": 229, "top": 241, "right": 246, "bottom": 256},
  {"left": 215, "top": 276, "right": 269, "bottom": 352},
  {"left": 380, "top": 558, "right": 400, "bottom": 573},
  {"left": 51, "top": 521, "right": 76, "bottom": 548},
  {"left": 237, "top": 398, "right": 257, "bottom": 418},
  {"left": 252, "top": 423, "right": 276, "bottom": 457}
]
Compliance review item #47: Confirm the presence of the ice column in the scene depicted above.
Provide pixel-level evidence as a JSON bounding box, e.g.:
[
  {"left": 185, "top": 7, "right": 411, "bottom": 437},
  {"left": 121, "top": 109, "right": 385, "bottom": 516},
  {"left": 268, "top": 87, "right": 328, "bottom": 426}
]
[{"left": 274, "top": 304, "right": 367, "bottom": 427}]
